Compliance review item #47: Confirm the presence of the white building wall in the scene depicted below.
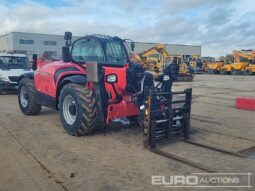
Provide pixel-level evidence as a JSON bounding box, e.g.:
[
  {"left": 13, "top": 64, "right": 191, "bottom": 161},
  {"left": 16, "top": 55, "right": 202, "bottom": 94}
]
[
  {"left": 0, "top": 32, "right": 79, "bottom": 60},
  {"left": 0, "top": 33, "right": 14, "bottom": 52},
  {"left": 12, "top": 32, "right": 66, "bottom": 59},
  {"left": 0, "top": 32, "right": 201, "bottom": 60}
]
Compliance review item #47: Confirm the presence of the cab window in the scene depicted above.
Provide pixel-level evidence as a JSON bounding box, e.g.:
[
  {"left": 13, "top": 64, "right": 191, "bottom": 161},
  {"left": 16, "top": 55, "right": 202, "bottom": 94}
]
[
  {"left": 104, "top": 41, "right": 127, "bottom": 63},
  {"left": 72, "top": 38, "right": 104, "bottom": 63}
]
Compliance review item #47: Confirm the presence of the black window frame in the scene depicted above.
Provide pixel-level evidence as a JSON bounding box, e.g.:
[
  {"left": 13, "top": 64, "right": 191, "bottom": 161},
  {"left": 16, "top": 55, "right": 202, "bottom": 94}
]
[
  {"left": 19, "top": 39, "right": 34, "bottom": 45},
  {"left": 43, "top": 41, "right": 57, "bottom": 46},
  {"left": 71, "top": 36, "right": 105, "bottom": 64},
  {"left": 71, "top": 36, "right": 129, "bottom": 66}
]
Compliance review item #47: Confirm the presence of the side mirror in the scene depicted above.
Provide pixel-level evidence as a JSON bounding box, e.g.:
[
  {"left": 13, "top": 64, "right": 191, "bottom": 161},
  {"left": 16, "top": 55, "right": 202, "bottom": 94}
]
[
  {"left": 32, "top": 54, "right": 37, "bottom": 71},
  {"left": 64, "top": 31, "right": 72, "bottom": 47},
  {"left": 62, "top": 47, "right": 71, "bottom": 62},
  {"left": 64, "top": 31, "right": 72, "bottom": 40},
  {"left": 131, "top": 42, "right": 135, "bottom": 52}
]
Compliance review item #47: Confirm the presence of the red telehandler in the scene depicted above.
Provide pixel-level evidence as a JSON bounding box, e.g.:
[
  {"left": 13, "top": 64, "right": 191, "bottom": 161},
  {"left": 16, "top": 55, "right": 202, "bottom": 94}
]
[{"left": 17, "top": 32, "right": 192, "bottom": 149}]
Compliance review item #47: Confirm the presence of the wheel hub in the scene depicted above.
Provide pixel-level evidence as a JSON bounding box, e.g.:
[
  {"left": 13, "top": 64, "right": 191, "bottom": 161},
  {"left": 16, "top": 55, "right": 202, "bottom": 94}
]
[
  {"left": 62, "top": 95, "right": 77, "bottom": 125},
  {"left": 24, "top": 93, "right": 28, "bottom": 100},
  {"left": 20, "top": 86, "right": 29, "bottom": 108},
  {"left": 69, "top": 104, "right": 77, "bottom": 115}
]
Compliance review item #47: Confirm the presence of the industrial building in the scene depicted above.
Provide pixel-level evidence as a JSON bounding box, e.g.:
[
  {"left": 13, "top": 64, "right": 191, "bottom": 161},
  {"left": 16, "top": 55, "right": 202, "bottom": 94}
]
[{"left": 0, "top": 32, "right": 201, "bottom": 60}]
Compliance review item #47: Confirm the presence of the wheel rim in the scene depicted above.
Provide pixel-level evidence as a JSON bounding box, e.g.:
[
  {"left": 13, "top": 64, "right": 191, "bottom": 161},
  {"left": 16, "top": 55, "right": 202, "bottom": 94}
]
[
  {"left": 20, "top": 86, "right": 29, "bottom": 108},
  {"left": 63, "top": 95, "right": 77, "bottom": 125}
]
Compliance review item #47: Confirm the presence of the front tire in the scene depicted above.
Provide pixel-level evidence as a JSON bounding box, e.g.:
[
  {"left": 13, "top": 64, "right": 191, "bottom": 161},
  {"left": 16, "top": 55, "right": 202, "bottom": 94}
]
[
  {"left": 59, "top": 84, "right": 97, "bottom": 136},
  {"left": 18, "top": 78, "right": 41, "bottom": 115}
]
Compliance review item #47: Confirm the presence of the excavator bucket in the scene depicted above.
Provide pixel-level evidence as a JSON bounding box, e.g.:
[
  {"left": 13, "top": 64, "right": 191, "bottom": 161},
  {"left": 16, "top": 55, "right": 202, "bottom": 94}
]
[{"left": 143, "top": 88, "right": 192, "bottom": 149}]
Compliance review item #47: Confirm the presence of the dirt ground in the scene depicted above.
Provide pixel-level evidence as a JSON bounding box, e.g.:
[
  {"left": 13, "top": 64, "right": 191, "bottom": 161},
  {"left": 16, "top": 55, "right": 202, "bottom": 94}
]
[{"left": 0, "top": 74, "right": 254, "bottom": 191}]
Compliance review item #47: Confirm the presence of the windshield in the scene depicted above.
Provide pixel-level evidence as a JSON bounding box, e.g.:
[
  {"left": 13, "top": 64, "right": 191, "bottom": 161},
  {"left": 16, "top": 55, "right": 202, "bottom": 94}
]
[
  {"left": 72, "top": 37, "right": 128, "bottom": 65},
  {"left": 148, "top": 54, "right": 160, "bottom": 60},
  {"left": 0, "top": 56, "right": 30, "bottom": 69},
  {"left": 72, "top": 38, "right": 104, "bottom": 63},
  {"left": 102, "top": 40, "right": 128, "bottom": 64}
]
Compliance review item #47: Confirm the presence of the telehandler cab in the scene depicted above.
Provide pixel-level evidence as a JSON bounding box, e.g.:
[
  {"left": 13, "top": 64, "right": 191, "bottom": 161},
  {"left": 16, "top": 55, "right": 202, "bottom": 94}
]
[{"left": 18, "top": 32, "right": 192, "bottom": 148}]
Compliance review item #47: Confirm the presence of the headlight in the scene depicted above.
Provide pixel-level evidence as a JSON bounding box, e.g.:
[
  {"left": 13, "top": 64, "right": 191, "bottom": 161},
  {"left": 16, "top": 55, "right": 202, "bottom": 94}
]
[
  {"left": 163, "top": 75, "right": 170, "bottom": 81},
  {"left": 106, "top": 74, "right": 117, "bottom": 83},
  {"left": 0, "top": 74, "right": 9, "bottom": 82}
]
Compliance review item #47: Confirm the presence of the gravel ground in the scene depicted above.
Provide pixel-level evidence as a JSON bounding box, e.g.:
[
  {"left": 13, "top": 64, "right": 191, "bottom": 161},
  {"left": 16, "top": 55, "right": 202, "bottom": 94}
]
[{"left": 0, "top": 74, "right": 254, "bottom": 191}]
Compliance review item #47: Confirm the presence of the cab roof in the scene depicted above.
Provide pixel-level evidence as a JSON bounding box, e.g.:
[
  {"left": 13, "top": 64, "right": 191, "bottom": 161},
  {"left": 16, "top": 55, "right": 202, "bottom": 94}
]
[{"left": 77, "top": 34, "right": 122, "bottom": 43}]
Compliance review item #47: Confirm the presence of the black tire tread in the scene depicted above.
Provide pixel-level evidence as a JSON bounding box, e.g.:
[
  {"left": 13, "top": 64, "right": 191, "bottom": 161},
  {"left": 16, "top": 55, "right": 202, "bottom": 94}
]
[
  {"left": 60, "top": 84, "right": 97, "bottom": 135},
  {"left": 19, "top": 78, "right": 41, "bottom": 115}
]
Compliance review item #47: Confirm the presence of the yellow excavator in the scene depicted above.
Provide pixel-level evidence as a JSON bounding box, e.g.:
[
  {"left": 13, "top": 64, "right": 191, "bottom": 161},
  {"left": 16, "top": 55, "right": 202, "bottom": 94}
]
[
  {"left": 219, "top": 50, "right": 254, "bottom": 75},
  {"left": 189, "top": 55, "right": 201, "bottom": 68},
  {"left": 131, "top": 44, "right": 167, "bottom": 73},
  {"left": 131, "top": 44, "right": 194, "bottom": 81},
  {"left": 165, "top": 55, "right": 194, "bottom": 81},
  {"left": 230, "top": 50, "right": 255, "bottom": 75},
  {"left": 242, "top": 50, "right": 255, "bottom": 75}
]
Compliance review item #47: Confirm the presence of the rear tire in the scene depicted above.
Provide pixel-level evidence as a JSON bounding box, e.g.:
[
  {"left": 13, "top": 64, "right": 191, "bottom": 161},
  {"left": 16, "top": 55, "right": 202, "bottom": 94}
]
[
  {"left": 18, "top": 78, "right": 41, "bottom": 115},
  {"left": 59, "top": 84, "right": 97, "bottom": 136}
]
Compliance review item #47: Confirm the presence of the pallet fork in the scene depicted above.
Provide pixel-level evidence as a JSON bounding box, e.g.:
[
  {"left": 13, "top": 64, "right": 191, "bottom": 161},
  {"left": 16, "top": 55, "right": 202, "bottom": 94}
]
[
  {"left": 142, "top": 88, "right": 247, "bottom": 172},
  {"left": 143, "top": 88, "right": 192, "bottom": 149}
]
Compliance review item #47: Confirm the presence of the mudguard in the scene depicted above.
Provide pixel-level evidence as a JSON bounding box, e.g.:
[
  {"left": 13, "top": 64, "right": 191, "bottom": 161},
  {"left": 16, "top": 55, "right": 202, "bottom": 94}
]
[
  {"left": 58, "top": 75, "right": 87, "bottom": 87},
  {"left": 56, "top": 75, "right": 87, "bottom": 103},
  {"left": 18, "top": 72, "right": 34, "bottom": 82}
]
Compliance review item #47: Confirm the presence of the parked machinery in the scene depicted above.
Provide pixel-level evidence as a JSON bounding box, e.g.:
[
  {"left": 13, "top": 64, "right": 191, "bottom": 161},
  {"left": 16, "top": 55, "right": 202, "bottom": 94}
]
[
  {"left": 244, "top": 51, "right": 255, "bottom": 75},
  {"left": 201, "top": 57, "right": 215, "bottom": 72},
  {"left": 230, "top": 50, "right": 255, "bottom": 75},
  {"left": 132, "top": 45, "right": 194, "bottom": 81},
  {"left": 165, "top": 55, "right": 194, "bottom": 81},
  {"left": 131, "top": 44, "right": 167, "bottom": 73},
  {"left": 17, "top": 32, "right": 192, "bottom": 148},
  {"left": 220, "top": 63, "right": 232, "bottom": 75},
  {"left": 207, "top": 60, "right": 224, "bottom": 74},
  {"left": 187, "top": 55, "right": 204, "bottom": 74},
  {"left": 245, "top": 63, "right": 255, "bottom": 75}
]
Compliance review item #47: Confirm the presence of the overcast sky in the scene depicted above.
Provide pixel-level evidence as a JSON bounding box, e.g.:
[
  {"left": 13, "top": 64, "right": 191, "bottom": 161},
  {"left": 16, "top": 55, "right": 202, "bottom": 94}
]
[{"left": 0, "top": 0, "right": 254, "bottom": 57}]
